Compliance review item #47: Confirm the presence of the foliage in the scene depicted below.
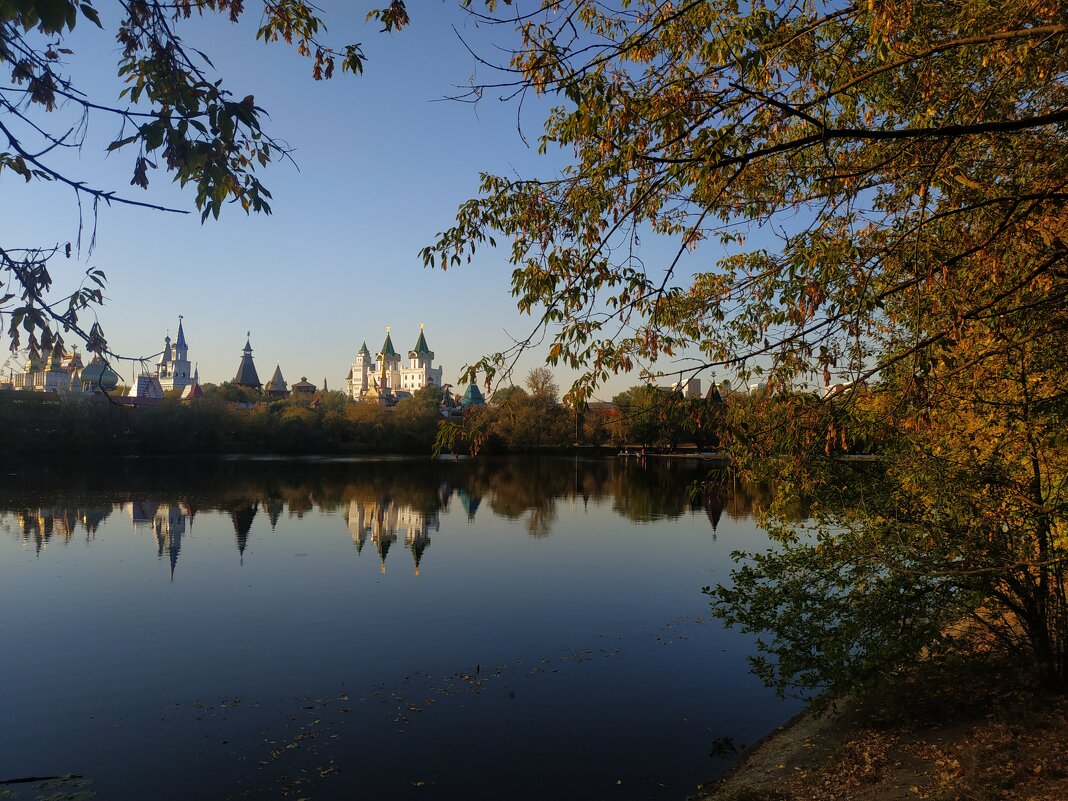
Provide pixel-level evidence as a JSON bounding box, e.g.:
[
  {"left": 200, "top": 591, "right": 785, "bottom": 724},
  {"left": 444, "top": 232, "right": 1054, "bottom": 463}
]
[
  {"left": 524, "top": 366, "right": 559, "bottom": 404},
  {"left": 415, "top": 1, "right": 1068, "bottom": 692},
  {"left": 708, "top": 355, "right": 1067, "bottom": 694},
  {"left": 0, "top": 389, "right": 440, "bottom": 455},
  {"left": 1, "top": 0, "right": 388, "bottom": 366}
]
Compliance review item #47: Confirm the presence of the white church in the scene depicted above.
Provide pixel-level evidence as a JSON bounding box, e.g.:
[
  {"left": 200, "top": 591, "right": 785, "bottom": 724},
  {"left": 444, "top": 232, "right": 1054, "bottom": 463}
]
[
  {"left": 347, "top": 326, "right": 443, "bottom": 404},
  {"left": 154, "top": 316, "right": 194, "bottom": 392}
]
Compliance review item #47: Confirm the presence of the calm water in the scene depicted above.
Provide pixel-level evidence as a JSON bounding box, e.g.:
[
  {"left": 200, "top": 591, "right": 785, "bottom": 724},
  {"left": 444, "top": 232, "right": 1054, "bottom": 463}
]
[{"left": 0, "top": 456, "right": 797, "bottom": 800}]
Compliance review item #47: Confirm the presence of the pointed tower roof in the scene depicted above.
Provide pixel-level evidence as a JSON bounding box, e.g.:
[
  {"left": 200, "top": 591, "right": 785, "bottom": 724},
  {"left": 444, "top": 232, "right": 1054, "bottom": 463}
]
[
  {"left": 358, "top": 341, "right": 370, "bottom": 356},
  {"left": 705, "top": 384, "right": 725, "bottom": 404},
  {"left": 266, "top": 364, "right": 287, "bottom": 393},
  {"left": 234, "top": 333, "right": 261, "bottom": 388},
  {"left": 159, "top": 335, "right": 172, "bottom": 364},
  {"left": 460, "top": 383, "right": 486, "bottom": 409},
  {"left": 378, "top": 331, "right": 398, "bottom": 359},
  {"left": 175, "top": 316, "right": 187, "bottom": 348},
  {"left": 409, "top": 325, "right": 432, "bottom": 358}
]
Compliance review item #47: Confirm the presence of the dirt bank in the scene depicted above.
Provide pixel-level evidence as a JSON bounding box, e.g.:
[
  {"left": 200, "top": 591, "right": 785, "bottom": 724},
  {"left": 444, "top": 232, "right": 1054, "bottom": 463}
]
[{"left": 696, "top": 669, "right": 1068, "bottom": 801}]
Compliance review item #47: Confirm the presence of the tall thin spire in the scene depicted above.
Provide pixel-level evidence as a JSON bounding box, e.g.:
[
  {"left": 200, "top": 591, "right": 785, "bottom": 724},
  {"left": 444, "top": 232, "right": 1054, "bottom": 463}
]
[{"left": 175, "top": 315, "right": 187, "bottom": 348}]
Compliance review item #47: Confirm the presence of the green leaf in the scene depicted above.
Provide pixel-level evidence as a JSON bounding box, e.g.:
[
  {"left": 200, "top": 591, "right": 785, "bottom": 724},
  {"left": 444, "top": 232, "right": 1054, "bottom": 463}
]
[
  {"left": 79, "top": 1, "right": 99, "bottom": 27},
  {"left": 106, "top": 135, "right": 137, "bottom": 152}
]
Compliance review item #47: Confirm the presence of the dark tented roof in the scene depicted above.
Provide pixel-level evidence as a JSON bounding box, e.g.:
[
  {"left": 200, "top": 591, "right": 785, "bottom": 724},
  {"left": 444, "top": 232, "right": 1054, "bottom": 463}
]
[
  {"left": 266, "top": 364, "right": 287, "bottom": 392},
  {"left": 234, "top": 338, "right": 261, "bottom": 388}
]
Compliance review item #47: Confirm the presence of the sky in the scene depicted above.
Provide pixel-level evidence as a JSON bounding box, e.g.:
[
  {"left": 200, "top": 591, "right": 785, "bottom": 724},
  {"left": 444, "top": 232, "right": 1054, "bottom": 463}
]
[{"left": 0, "top": 2, "right": 727, "bottom": 400}]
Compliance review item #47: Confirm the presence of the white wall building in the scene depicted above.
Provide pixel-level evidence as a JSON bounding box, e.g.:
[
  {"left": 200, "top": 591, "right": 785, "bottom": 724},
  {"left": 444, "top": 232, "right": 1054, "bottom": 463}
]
[
  {"left": 347, "top": 326, "right": 443, "bottom": 403},
  {"left": 156, "top": 317, "right": 193, "bottom": 392}
]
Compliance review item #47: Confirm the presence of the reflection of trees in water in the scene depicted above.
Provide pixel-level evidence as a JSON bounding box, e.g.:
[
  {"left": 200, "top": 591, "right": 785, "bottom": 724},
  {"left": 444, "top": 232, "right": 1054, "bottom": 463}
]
[{"left": 1, "top": 457, "right": 785, "bottom": 567}]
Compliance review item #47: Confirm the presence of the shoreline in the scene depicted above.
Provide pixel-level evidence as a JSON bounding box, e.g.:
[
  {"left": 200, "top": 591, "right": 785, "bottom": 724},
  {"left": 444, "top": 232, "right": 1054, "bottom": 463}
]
[{"left": 695, "top": 677, "right": 1068, "bottom": 801}]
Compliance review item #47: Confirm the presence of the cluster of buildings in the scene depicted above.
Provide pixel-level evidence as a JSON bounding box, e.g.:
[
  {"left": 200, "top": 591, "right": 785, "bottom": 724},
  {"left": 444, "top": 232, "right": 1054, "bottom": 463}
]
[
  {"left": 1, "top": 317, "right": 199, "bottom": 401},
  {"left": 4, "top": 344, "right": 122, "bottom": 395},
  {"left": 230, "top": 323, "right": 484, "bottom": 411},
  {"left": 3, "top": 316, "right": 487, "bottom": 413}
]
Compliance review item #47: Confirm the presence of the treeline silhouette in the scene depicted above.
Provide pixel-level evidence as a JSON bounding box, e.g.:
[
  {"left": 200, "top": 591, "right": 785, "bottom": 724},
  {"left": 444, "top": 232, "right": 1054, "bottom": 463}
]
[{"left": 0, "top": 388, "right": 448, "bottom": 455}]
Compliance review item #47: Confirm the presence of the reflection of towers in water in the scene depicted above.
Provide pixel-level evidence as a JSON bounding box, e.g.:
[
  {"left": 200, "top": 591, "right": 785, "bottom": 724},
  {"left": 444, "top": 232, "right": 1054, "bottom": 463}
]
[
  {"left": 81, "top": 507, "right": 112, "bottom": 536},
  {"left": 125, "top": 501, "right": 190, "bottom": 578},
  {"left": 127, "top": 499, "right": 160, "bottom": 528},
  {"left": 229, "top": 501, "right": 258, "bottom": 564},
  {"left": 11, "top": 503, "right": 110, "bottom": 552},
  {"left": 345, "top": 497, "right": 438, "bottom": 575},
  {"left": 704, "top": 483, "right": 727, "bottom": 537},
  {"left": 265, "top": 498, "right": 284, "bottom": 531},
  {"left": 152, "top": 505, "right": 187, "bottom": 580},
  {"left": 456, "top": 488, "right": 482, "bottom": 522}
]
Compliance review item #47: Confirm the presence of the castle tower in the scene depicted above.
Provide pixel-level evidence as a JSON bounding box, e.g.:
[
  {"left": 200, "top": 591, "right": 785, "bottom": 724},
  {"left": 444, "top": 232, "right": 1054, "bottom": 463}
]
[
  {"left": 159, "top": 335, "right": 172, "bottom": 373},
  {"left": 409, "top": 325, "right": 433, "bottom": 371},
  {"left": 42, "top": 343, "right": 69, "bottom": 392},
  {"left": 233, "top": 333, "right": 261, "bottom": 390},
  {"left": 396, "top": 324, "right": 441, "bottom": 394},
  {"left": 173, "top": 317, "right": 188, "bottom": 363},
  {"left": 347, "top": 341, "right": 371, "bottom": 399},
  {"left": 157, "top": 317, "right": 192, "bottom": 392},
  {"left": 376, "top": 329, "right": 402, "bottom": 395}
]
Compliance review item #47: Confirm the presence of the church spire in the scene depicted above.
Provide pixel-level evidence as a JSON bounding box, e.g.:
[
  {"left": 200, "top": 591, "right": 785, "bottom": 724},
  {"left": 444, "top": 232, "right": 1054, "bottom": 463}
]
[{"left": 175, "top": 315, "right": 187, "bottom": 348}]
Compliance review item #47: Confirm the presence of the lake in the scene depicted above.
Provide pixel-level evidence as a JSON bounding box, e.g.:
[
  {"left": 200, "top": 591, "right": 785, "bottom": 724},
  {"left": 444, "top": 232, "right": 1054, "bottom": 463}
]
[{"left": 0, "top": 456, "right": 798, "bottom": 800}]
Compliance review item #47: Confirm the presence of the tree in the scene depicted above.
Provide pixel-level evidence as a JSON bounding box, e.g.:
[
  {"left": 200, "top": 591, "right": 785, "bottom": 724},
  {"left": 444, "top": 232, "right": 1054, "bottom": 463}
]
[
  {"left": 1, "top": 0, "right": 400, "bottom": 365},
  {"left": 524, "top": 366, "right": 559, "bottom": 404},
  {"left": 418, "top": 2, "right": 1067, "bottom": 690}
]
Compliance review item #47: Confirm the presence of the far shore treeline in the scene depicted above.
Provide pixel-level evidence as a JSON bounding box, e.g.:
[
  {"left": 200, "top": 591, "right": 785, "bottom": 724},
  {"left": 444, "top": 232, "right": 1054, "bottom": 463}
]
[{"left": 0, "top": 367, "right": 886, "bottom": 459}]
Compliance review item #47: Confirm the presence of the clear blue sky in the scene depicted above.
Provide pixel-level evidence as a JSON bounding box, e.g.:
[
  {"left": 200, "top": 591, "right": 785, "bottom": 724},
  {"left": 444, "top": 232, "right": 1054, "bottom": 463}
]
[{"left": 0, "top": 2, "right": 730, "bottom": 400}]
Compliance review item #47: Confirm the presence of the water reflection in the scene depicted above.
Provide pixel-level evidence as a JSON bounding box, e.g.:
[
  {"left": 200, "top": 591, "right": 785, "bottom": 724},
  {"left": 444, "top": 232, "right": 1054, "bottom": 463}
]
[
  {"left": 0, "top": 455, "right": 799, "bottom": 801},
  {"left": 1, "top": 456, "right": 780, "bottom": 579},
  {"left": 345, "top": 496, "right": 438, "bottom": 574}
]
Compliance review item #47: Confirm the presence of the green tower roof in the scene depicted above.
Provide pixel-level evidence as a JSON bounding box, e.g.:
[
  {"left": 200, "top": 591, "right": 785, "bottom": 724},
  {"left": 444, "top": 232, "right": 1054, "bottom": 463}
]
[
  {"left": 378, "top": 332, "right": 398, "bottom": 359},
  {"left": 410, "top": 329, "right": 431, "bottom": 356},
  {"left": 460, "top": 383, "right": 486, "bottom": 408}
]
